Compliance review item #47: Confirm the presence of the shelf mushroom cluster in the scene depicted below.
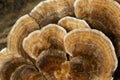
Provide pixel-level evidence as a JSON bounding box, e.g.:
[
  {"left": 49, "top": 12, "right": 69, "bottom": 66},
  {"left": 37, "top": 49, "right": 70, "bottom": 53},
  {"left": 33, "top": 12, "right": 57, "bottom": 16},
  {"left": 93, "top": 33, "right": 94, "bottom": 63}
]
[{"left": 0, "top": 0, "right": 120, "bottom": 80}]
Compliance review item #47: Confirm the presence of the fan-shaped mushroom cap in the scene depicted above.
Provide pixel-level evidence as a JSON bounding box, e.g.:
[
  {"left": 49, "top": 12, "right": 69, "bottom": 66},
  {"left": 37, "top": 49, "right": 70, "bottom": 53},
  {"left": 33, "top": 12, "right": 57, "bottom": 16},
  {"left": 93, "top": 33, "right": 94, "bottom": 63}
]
[
  {"left": 64, "top": 29, "right": 118, "bottom": 80},
  {"left": 74, "top": 0, "right": 120, "bottom": 57},
  {"left": 36, "top": 49, "right": 67, "bottom": 73},
  {"left": 30, "top": 0, "right": 75, "bottom": 28},
  {"left": 11, "top": 64, "right": 46, "bottom": 80},
  {"left": 0, "top": 51, "right": 30, "bottom": 80},
  {"left": 22, "top": 30, "right": 43, "bottom": 59},
  {"left": 23, "top": 24, "right": 67, "bottom": 59},
  {"left": 36, "top": 49, "right": 67, "bottom": 80},
  {"left": 39, "top": 24, "right": 67, "bottom": 50},
  {"left": 58, "top": 16, "right": 90, "bottom": 31},
  {"left": 7, "top": 14, "right": 39, "bottom": 60}
]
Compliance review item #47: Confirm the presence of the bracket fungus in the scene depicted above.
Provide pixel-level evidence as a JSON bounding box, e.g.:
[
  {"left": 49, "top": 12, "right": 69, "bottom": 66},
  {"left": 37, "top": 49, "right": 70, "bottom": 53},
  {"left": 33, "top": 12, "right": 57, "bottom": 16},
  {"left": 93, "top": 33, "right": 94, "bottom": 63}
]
[
  {"left": 64, "top": 29, "right": 118, "bottom": 80},
  {"left": 11, "top": 64, "right": 46, "bottom": 80},
  {"left": 30, "top": 0, "right": 75, "bottom": 28},
  {"left": 58, "top": 16, "right": 90, "bottom": 31},
  {"left": 0, "top": 0, "right": 120, "bottom": 80},
  {"left": 74, "top": 0, "right": 120, "bottom": 57},
  {"left": 23, "top": 24, "right": 66, "bottom": 59},
  {"left": 7, "top": 15, "right": 39, "bottom": 61},
  {"left": 0, "top": 50, "right": 31, "bottom": 80},
  {"left": 36, "top": 49, "right": 67, "bottom": 80}
]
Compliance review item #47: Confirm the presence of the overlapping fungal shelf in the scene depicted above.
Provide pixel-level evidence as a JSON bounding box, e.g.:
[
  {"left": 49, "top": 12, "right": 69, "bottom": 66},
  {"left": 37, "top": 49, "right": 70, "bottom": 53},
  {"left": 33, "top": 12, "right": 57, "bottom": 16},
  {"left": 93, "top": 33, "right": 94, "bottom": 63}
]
[{"left": 0, "top": 0, "right": 120, "bottom": 80}]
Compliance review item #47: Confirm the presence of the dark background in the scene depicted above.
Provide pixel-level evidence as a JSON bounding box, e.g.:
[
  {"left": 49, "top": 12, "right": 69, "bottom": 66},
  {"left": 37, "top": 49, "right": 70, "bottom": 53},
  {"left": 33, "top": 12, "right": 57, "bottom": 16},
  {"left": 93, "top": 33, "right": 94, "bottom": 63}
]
[{"left": 0, "top": 0, "right": 43, "bottom": 50}]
